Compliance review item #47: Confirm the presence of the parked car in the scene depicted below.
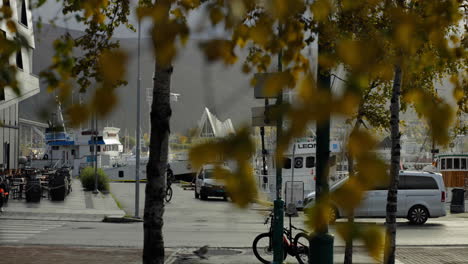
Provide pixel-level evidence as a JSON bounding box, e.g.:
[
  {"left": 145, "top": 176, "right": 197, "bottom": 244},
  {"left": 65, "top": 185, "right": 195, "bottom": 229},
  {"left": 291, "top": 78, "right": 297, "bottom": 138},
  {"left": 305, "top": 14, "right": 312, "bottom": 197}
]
[
  {"left": 303, "top": 171, "right": 447, "bottom": 225},
  {"left": 195, "top": 164, "right": 230, "bottom": 200}
]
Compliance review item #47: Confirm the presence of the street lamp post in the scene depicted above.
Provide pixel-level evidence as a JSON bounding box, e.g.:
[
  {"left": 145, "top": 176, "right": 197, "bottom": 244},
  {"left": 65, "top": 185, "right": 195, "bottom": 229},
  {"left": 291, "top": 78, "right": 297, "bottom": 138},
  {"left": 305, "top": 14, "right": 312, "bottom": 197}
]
[
  {"left": 135, "top": 18, "right": 142, "bottom": 218},
  {"left": 93, "top": 114, "right": 99, "bottom": 194}
]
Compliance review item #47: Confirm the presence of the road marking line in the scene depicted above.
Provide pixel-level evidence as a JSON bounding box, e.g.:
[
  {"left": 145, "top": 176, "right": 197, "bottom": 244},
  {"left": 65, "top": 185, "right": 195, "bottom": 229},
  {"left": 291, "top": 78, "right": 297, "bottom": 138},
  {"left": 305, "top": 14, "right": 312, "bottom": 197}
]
[
  {"left": 0, "top": 226, "right": 63, "bottom": 229},
  {"left": 0, "top": 230, "right": 42, "bottom": 233},
  {"left": 0, "top": 236, "right": 31, "bottom": 240},
  {"left": 0, "top": 240, "right": 20, "bottom": 243},
  {"left": 0, "top": 227, "right": 51, "bottom": 231}
]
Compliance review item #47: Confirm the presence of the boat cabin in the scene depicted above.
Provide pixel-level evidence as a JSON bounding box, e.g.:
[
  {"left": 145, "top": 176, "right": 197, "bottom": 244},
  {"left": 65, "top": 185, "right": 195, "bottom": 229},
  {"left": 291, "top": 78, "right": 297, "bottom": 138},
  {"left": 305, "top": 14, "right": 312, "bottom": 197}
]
[{"left": 436, "top": 154, "right": 468, "bottom": 188}]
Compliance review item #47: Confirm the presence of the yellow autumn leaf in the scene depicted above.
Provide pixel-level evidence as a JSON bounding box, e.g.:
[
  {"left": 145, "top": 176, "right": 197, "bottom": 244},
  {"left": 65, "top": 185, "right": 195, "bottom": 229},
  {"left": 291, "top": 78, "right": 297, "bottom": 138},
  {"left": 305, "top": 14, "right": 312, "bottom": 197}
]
[
  {"left": 360, "top": 225, "right": 386, "bottom": 261},
  {"left": 304, "top": 197, "right": 333, "bottom": 231},
  {"left": 209, "top": 7, "right": 224, "bottom": 25},
  {"left": 263, "top": 72, "right": 294, "bottom": 98},
  {"left": 155, "top": 41, "right": 177, "bottom": 67},
  {"left": 66, "top": 103, "right": 90, "bottom": 128},
  {"left": 199, "top": 39, "right": 237, "bottom": 65},
  {"left": 249, "top": 23, "right": 273, "bottom": 48},
  {"left": 1, "top": 6, "right": 13, "bottom": 18},
  {"left": 297, "top": 73, "right": 316, "bottom": 101},
  {"left": 335, "top": 222, "right": 358, "bottom": 243},
  {"left": 347, "top": 130, "right": 378, "bottom": 157},
  {"left": 310, "top": 0, "right": 333, "bottom": 22},
  {"left": 92, "top": 89, "right": 118, "bottom": 117},
  {"left": 99, "top": 49, "right": 128, "bottom": 85},
  {"left": 394, "top": 23, "right": 414, "bottom": 52},
  {"left": 6, "top": 20, "right": 16, "bottom": 33},
  {"left": 171, "top": 8, "right": 184, "bottom": 19},
  {"left": 355, "top": 155, "right": 389, "bottom": 189},
  {"left": 331, "top": 178, "right": 365, "bottom": 214},
  {"left": 333, "top": 92, "right": 360, "bottom": 116}
]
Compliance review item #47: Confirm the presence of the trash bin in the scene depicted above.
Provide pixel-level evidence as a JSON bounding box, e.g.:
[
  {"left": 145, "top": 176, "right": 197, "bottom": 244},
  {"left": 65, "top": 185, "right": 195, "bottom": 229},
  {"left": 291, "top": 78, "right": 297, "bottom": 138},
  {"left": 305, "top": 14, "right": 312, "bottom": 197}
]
[
  {"left": 450, "top": 188, "right": 466, "bottom": 213},
  {"left": 25, "top": 178, "right": 42, "bottom": 203}
]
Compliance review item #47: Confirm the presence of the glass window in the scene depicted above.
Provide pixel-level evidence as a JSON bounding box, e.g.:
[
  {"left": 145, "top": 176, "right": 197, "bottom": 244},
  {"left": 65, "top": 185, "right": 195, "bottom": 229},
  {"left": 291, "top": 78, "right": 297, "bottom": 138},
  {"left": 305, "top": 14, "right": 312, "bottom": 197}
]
[
  {"left": 283, "top": 158, "right": 291, "bottom": 169},
  {"left": 401, "top": 176, "right": 438, "bottom": 190},
  {"left": 447, "top": 158, "right": 453, "bottom": 169},
  {"left": 20, "top": 0, "right": 28, "bottom": 27},
  {"left": 454, "top": 158, "right": 460, "bottom": 169},
  {"left": 461, "top": 159, "right": 467, "bottom": 170},
  {"left": 373, "top": 178, "right": 399, "bottom": 190},
  {"left": 204, "top": 170, "right": 214, "bottom": 179},
  {"left": 441, "top": 158, "right": 446, "bottom": 169},
  {"left": 16, "top": 50, "right": 23, "bottom": 69},
  {"left": 90, "top": 146, "right": 94, "bottom": 152},
  {"left": 294, "top": 157, "right": 303, "bottom": 168},
  {"left": 306, "top": 156, "right": 315, "bottom": 168}
]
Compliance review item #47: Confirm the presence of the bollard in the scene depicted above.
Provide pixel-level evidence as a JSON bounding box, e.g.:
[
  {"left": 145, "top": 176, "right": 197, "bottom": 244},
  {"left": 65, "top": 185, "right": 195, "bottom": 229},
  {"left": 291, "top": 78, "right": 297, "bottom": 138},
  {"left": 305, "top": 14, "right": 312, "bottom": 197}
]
[{"left": 309, "top": 232, "right": 334, "bottom": 264}]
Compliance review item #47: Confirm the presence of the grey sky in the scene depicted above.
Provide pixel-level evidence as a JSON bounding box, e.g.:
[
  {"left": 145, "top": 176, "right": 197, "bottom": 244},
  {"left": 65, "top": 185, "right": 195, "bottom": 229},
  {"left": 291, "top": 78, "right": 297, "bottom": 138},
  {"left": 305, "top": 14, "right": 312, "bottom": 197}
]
[{"left": 32, "top": 1, "right": 225, "bottom": 39}]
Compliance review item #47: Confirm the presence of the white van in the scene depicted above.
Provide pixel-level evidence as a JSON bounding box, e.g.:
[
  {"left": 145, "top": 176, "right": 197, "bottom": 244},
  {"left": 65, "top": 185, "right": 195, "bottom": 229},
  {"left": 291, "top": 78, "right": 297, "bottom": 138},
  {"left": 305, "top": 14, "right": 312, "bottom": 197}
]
[
  {"left": 194, "top": 164, "right": 230, "bottom": 200},
  {"left": 304, "top": 171, "right": 447, "bottom": 225}
]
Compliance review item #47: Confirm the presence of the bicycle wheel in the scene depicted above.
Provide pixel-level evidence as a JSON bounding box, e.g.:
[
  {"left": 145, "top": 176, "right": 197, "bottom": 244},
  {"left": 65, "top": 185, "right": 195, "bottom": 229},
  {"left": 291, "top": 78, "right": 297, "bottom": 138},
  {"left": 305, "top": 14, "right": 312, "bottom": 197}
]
[
  {"left": 253, "top": 233, "right": 287, "bottom": 264},
  {"left": 165, "top": 186, "right": 173, "bottom": 203},
  {"left": 252, "top": 233, "right": 273, "bottom": 264},
  {"left": 294, "top": 232, "right": 310, "bottom": 264}
]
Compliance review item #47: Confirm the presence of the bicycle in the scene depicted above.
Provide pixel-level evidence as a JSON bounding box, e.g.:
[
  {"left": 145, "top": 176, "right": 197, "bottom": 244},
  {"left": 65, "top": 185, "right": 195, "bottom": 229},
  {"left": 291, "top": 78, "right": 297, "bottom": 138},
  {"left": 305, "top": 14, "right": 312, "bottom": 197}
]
[
  {"left": 164, "top": 168, "right": 174, "bottom": 203},
  {"left": 165, "top": 184, "right": 173, "bottom": 202},
  {"left": 252, "top": 211, "right": 310, "bottom": 264}
]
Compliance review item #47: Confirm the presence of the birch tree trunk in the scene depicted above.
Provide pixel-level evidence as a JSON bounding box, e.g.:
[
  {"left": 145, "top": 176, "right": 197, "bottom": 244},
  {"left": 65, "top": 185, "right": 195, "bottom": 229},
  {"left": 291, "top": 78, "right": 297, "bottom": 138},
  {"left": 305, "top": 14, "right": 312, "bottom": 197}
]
[
  {"left": 343, "top": 120, "right": 361, "bottom": 264},
  {"left": 384, "top": 64, "right": 402, "bottom": 264},
  {"left": 143, "top": 63, "right": 173, "bottom": 264}
]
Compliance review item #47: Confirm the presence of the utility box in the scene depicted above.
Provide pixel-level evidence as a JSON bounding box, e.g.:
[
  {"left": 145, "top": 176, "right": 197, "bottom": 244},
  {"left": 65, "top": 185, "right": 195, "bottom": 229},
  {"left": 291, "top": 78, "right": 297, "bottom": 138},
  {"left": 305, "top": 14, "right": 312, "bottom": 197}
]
[{"left": 450, "top": 188, "right": 466, "bottom": 213}]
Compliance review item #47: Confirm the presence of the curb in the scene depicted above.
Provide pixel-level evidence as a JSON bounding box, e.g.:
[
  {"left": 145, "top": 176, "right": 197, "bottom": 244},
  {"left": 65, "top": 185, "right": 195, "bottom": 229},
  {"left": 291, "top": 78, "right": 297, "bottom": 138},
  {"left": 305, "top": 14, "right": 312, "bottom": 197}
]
[{"left": 102, "top": 215, "right": 144, "bottom": 223}]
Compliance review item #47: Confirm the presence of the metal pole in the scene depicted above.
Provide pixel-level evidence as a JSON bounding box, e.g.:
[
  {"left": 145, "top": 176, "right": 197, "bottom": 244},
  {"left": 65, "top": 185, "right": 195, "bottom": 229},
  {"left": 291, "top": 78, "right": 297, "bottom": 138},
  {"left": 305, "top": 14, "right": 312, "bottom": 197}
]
[
  {"left": 273, "top": 25, "right": 284, "bottom": 264},
  {"left": 309, "top": 29, "right": 334, "bottom": 264},
  {"left": 290, "top": 144, "right": 296, "bottom": 207},
  {"left": 93, "top": 115, "right": 98, "bottom": 194},
  {"left": 260, "top": 127, "right": 267, "bottom": 175},
  {"left": 135, "top": 18, "right": 141, "bottom": 218}
]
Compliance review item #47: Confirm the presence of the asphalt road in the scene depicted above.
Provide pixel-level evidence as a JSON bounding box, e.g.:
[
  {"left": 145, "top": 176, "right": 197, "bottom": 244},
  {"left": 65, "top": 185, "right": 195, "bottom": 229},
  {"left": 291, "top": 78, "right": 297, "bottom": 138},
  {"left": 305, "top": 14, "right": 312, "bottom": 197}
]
[{"left": 1, "top": 183, "right": 468, "bottom": 248}]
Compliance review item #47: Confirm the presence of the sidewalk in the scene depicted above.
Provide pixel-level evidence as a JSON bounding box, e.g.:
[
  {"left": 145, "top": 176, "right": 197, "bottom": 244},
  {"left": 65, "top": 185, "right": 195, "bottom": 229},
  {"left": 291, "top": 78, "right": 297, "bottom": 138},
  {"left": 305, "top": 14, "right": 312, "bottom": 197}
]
[
  {"left": 1, "top": 179, "right": 125, "bottom": 222},
  {"left": 2, "top": 245, "right": 468, "bottom": 264},
  {"left": 443, "top": 198, "right": 468, "bottom": 219},
  {"left": 167, "top": 247, "right": 380, "bottom": 264}
]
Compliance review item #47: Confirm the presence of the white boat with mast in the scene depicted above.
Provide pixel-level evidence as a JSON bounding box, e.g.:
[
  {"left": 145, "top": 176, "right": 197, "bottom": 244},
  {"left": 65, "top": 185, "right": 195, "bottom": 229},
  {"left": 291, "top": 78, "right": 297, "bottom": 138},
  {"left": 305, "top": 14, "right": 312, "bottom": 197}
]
[{"left": 30, "top": 101, "right": 125, "bottom": 176}]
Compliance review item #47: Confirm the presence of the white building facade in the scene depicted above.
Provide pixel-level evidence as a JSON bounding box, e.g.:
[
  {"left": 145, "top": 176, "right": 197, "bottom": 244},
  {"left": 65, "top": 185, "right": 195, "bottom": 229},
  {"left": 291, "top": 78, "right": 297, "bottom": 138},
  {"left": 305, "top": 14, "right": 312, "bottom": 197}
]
[{"left": 0, "top": 0, "right": 40, "bottom": 170}]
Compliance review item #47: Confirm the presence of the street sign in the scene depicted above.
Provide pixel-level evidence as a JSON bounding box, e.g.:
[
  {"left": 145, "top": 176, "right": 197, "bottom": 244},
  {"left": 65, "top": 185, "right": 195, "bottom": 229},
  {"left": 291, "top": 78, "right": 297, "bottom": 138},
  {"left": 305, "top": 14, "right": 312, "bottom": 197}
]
[{"left": 251, "top": 106, "right": 277, "bottom": 127}]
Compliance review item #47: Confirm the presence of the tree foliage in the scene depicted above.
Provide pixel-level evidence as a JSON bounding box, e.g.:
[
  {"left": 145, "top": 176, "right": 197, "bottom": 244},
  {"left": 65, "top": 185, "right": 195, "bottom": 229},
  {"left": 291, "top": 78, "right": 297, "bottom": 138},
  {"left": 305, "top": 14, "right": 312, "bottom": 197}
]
[{"left": 0, "top": 0, "right": 465, "bottom": 262}]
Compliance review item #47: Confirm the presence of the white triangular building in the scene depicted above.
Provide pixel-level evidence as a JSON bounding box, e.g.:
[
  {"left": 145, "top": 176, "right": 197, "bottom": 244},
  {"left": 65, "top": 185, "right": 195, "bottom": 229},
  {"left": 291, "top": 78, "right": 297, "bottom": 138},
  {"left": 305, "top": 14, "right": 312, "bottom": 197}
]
[{"left": 197, "top": 108, "right": 235, "bottom": 138}]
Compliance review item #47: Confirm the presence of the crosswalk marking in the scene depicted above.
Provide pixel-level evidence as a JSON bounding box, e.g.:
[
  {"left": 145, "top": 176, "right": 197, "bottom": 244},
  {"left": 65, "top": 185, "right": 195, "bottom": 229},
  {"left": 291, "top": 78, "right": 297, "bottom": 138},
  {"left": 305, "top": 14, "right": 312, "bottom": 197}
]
[{"left": 0, "top": 220, "right": 64, "bottom": 243}]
